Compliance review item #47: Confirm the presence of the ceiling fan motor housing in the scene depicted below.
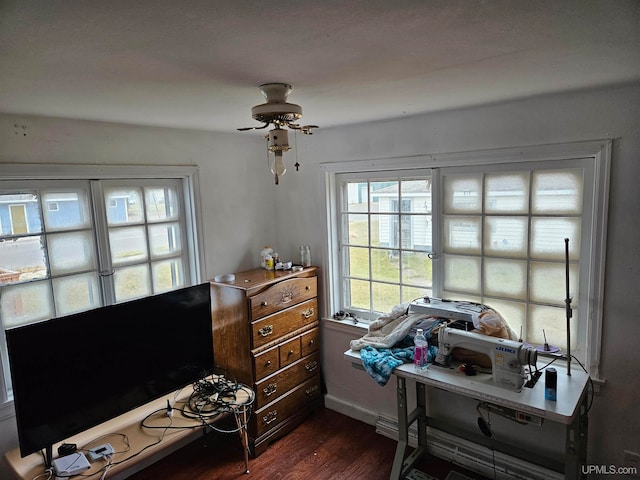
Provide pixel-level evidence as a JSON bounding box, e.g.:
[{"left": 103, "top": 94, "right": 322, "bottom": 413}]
[{"left": 251, "top": 83, "right": 303, "bottom": 124}]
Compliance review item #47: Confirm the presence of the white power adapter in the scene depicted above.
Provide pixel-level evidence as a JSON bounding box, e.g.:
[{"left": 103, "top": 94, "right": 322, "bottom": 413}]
[
  {"left": 88, "top": 443, "right": 115, "bottom": 461},
  {"left": 53, "top": 452, "right": 91, "bottom": 478}
]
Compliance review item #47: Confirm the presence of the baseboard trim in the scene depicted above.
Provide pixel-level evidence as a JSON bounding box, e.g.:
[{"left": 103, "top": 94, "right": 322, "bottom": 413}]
[{"left": 323, "top": 394, "right": 379, "bottom": 426}]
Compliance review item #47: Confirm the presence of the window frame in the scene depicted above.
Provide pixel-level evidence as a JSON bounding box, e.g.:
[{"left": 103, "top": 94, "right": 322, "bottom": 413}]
[
  {"left": 0, "top": 164, "right": 205, "bottom": 406},
  {"left": 323, "top": 140, "right": 611, "bottom": 379},
  {"left": 334, "top": 169, "right": 434, "bottom": 319}
]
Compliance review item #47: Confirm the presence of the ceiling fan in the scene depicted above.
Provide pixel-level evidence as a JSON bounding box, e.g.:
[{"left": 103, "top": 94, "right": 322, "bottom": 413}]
[
  {"left": 237, "top": 83, "right": 318, "bottom": 134},
  {"left": 238, "top": 83, "right": 318, "bottom": 185}
]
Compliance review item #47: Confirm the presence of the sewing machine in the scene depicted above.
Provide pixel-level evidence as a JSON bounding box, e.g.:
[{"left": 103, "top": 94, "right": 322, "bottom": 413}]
[
  {"left": 435, "top": 327, "right": 538, "bottom": 391},
  {"left": 409, "top": 298, "right": 475, "bottom": 322}
]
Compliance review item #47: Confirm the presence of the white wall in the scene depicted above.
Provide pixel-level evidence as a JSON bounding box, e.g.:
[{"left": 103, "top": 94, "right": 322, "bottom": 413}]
[
  {"left": 1, "top": 82, "right": 639, "bottom": 475},
  {"left": 279, "top": 82, "right": 640, "bottom": 470},
  {"left": 0, "top": 114, "right": 277, "bottom": 276}
]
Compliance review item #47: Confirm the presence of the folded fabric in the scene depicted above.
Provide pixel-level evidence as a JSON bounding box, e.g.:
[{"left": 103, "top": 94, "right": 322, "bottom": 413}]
[
  {"left": 350, "top": 303, "right": 428, "bottom": 351},
  {"left": 359, "top": 345, "right": 414, "bottom": 386}
]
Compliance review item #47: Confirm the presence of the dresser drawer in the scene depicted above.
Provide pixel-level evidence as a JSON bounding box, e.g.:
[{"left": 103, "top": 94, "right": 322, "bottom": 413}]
[
  {"left": 251, "top": 298, "right": 317, "bottom": 349},
  {"left": 253, "top": 374, "right": 322, "bottom": 437},
  {"left": 253, "top": 346, "right": 279, "bottom": 380},
  {"left": 279, "top": 336, "right": 301, "bottom": 368},
  {"left": 254, "top": 351, "right": 321, "bottom": 409},
  {"left": 250, "top": 276, "right": 317, "bottom": 319},
  {"left": 300, "top": 327, "right": 319, "bottom": 357}
]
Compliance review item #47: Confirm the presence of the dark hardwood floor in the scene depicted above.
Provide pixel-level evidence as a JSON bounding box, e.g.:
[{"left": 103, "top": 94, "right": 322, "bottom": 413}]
[{"left": 128, "top": 407, "right": 489, "bottom": 480}]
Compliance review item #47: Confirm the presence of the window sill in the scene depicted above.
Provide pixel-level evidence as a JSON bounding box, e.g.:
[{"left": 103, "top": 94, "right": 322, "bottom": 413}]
[{"left": 322, "top": 317, "right": 368, "bottom": 335}]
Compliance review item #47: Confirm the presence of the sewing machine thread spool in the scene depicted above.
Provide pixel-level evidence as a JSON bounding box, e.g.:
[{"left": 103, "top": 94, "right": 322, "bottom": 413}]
[{"left": 545, "top": 367, "right": 557, "bottom": 401}]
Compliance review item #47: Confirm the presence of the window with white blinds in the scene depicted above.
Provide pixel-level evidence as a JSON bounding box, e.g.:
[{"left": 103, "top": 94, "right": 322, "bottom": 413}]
[
  {"left": 0, "top": 167, "right": 202, "bottom": 402},
  {"left": 327, "top": 141, "right": 610, "bottom": 377},
  {"left": 440, "top": 165, "right": 587, "bottom": 356}
]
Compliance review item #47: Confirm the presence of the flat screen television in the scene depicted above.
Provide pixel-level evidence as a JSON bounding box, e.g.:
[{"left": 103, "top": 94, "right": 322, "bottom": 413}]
[{"left": 6, "top": 283, "right": 214, "bottom": 466}]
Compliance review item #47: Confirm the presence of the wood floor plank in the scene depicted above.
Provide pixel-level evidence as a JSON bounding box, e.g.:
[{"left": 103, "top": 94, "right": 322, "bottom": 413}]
[{"left": 128, "top": 407, "right": 488, "bottom": 480}]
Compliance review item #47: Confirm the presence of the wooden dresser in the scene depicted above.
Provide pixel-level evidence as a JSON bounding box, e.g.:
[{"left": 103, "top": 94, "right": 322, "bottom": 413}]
[{"left": 209, "top": 266, "right": 322, "bottom": 456}]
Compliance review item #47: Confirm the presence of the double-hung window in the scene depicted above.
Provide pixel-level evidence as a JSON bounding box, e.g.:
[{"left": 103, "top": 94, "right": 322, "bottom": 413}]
[
  {"left": 0, "top": 166, "right": 203, "bottom": 403},
  {"left": 336, "top": 171, "right": 434, "bottom": 316},
  {"left": 326, "top": 141, "right": 610, "bottom": 377}
]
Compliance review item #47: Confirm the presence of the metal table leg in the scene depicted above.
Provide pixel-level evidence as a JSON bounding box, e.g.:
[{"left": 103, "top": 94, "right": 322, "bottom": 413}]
[
  {"left": 389, "top": 377, "right": 428, "bottom": 480},
  {"left": 390, "top": 377, "right": 409, "bottom": 480},
  {"left": 233, "top": 406, "right": 250, "bottom": 474}
]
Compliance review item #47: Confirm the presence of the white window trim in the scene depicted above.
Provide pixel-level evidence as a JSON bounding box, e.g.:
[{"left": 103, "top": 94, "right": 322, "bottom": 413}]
[
  {"left": 322, "top": 140, "right": 611, "bottom": 381},
  {"left": 0, "top": 164, "right": 206, "bottom": 405}
]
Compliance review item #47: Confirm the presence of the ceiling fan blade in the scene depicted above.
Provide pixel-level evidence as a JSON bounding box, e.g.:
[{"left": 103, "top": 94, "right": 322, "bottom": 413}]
[
  {"left": 237, "top": 123, "right": 270, "bottom": 131},
  {"left": 287, "top": 123, "right": 318, "bottom": 134}
]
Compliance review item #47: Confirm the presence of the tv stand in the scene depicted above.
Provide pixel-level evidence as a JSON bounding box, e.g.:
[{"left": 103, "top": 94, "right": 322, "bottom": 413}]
[
  {"left": 4, "top": 384, "right": 254, "bottom": 480},
  {"left": 44, "top": 445, "right": 53, "bottom": 471}
]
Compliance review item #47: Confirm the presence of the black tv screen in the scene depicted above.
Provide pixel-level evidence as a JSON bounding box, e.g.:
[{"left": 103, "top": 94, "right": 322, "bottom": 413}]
[{"left": 6, "top": 283, "right": 214, "bottom": 460}]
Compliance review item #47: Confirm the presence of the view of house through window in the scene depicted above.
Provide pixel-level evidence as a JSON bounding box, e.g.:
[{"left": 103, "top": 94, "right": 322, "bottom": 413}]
[
  {"left": 340, "top": 175, "right": 433, "bottom": 315},
  {"left": 0, "top": 176, "right": 196, "bottom": 400}
]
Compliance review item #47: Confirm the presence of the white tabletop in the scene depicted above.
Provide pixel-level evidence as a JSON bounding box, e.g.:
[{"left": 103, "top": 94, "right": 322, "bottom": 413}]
[{"left": 344, "top": 349, "right": 590, "bottom": 425}]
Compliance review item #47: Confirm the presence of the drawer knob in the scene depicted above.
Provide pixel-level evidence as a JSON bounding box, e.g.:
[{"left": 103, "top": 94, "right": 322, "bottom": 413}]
[
  {"left": 288, "top": 350, "right": 294, "bottom": 356},
  {"left": 302, "top": 307, "right": 314, "bottom": 319},
  {"left": 305, "top": 361, "right": 318, "bottom": 372},
  {"left": 306, "top": 286, "right": 310, "bottom": 290},
  {"left": 261, "top": 301, "right": 268, "bottom": 306},
  {"left": 309, "top": 339, "right": 315, "bottom": 345},
  {"left": 263, "top": 410, "right": 278, "bottom": 425},
  {"left": 305, "top": 385, "right": 319, "bottom": 396},
  {"left": 258, "top": 325, "right": 274, "bottom": 337},
  {"left": 263, "top": 383, "right": 277, "bottom": 396},
  {"left": 265, "top": 360, "right": 271, "bottom": 367}
]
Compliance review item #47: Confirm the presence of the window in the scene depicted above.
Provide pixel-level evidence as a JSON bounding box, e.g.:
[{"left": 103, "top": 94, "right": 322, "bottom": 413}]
[
  {"left": 337, "top": 172, "right": 433, "bottom": 316},
  {"left": 326, "top": 141, "right": 610, "bottom": 377},
  {"left": 0, "top": 166, "right": 203, "bottom": 403},
  {"left": 440, "top": 164, "right": 588, "bottom": 359}
]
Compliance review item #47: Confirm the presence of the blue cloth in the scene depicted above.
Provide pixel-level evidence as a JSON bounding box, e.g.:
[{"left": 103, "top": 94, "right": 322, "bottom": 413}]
[
  {"left": 359, "top": 344, "right": 439, "bottom": 386},
  {"left": 359, "top": 346, "right": 414, "bottom": 386},
  {"left": 359, "top": 317, "right": 444, "bottom": 386}
]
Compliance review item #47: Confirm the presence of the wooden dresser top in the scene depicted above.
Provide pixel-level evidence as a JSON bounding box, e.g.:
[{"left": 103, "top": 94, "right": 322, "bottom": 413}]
[{"left": 209, "top": 266, "right": 318, "bottom": 292}]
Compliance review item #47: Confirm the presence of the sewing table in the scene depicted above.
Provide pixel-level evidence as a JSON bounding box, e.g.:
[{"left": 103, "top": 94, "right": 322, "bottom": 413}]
[{"left": 344, "top": 348, "right": 590, "bottom": 480}]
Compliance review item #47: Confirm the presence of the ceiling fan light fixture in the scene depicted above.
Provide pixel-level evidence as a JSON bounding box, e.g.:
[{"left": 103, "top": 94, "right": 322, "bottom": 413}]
[
  {"left": 267, "top": 127, "right": 290, "bottom": 185},
  {"left": 238, "top": 83, "right": 317, "bottom": 185}
]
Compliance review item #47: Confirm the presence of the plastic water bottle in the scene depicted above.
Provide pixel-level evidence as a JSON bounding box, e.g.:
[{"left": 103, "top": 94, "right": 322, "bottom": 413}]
[{"left": 414, "top": 328, "right": 428, "bottom": 372}]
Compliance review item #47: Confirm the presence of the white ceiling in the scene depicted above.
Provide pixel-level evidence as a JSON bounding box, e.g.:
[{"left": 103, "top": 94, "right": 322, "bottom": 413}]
[{"left": 1, "top": 0, "right": 639, "bottom": 133}]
